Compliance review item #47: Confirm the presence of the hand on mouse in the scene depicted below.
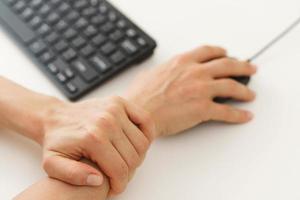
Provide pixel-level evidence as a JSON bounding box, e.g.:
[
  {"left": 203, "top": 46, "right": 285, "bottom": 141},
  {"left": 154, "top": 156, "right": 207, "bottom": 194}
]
[
  {"left": 126, "top": 45, "right": 257, "bottom": 137},
  {"left": 41, "top": 96, "right": 155, "bottom": 195}
]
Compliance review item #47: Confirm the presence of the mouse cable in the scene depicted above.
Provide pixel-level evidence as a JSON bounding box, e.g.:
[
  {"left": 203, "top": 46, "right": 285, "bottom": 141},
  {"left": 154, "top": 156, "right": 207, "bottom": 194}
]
[{"left": 248, "top": 15, "right": 300, "bottom": 62}]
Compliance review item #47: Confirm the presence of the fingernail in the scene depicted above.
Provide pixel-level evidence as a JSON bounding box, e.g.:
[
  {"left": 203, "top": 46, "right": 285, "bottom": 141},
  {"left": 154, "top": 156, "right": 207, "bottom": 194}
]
[
  {"left": 251, "top": 91, "right": 256, "bottom": 99},
  {"left": 250, "top": 65, "right": 257, "bottom": 71},
  {"left": 87, "top": 174, "right": 103, "bottom": 186},
  {"left": 246, "top": 112, "right": 254, "bottom": 120}
]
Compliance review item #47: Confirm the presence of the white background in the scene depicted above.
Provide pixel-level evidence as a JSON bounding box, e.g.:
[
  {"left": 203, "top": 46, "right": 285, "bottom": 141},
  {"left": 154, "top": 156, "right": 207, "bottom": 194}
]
[{"left": 1, "top": 0, "right": 300, "bottom": 199}]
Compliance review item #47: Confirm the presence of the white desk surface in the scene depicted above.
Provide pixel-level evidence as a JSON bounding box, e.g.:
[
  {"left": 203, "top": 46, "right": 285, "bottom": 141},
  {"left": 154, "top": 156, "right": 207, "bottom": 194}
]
[{"left": 1, "top": 0, "right": 300, "bottom": 199}]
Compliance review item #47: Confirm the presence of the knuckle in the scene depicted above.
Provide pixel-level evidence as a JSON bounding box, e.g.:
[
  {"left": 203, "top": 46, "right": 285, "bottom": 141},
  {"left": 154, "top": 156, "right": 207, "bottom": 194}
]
[
  {"left": 201, "top": 45, "right": 214, "bottom": 52},
  {"left": 82, "top": 126, "right": 108, "bottom": 145},
  {"left": 42, "top": 157, "right": 52, "bottom": 172},
  {"left": 139, "top": 112, "right": 156, "bottom": 141},
  {"left": 128, "top": 155, "right": 140, "bottom": 170},
  {"left": 201, "top": 45, "right": 222, "bottom": 55},
  {"left": 106, "top": 104, "right": 122, "bottom": 116},
  {"left": 220, "top": 105, "right": 233, "bottom": 118},
  {"left": 110, "top": 95, "right": 125, "bottom": 104},
  {"left": 224, "top": 79, "right": 238, "bottom": 90},
  {"left": 138, "top": 138, "right": 150, "bottom": 154},
  {"left": 115, "top": 163, "right": 129, "bottom": 181},
  {"left": 172, "top": 53, "right": 189, "bottom": 64},
  {"left": 220, "top": 58, "right": 234, "bottom": 66},
  {"left": 97, "top": 113, "right": 117, "bottom": 130},
  {"left": 66, "top": 167, "right": 79, "bottom": 182},
  {"left": 196, "top": 82, "right": 209, "bottom": 93},
  {"left": 195, "top": 100, "right": 211, "bottom": 114}
]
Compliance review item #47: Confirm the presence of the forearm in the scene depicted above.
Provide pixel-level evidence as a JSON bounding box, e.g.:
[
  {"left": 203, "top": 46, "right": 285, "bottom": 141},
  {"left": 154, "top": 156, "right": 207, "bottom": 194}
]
[
  {"left": 14, "top": 176, "right": 110, "bottom": 200},
  {"left": 0, "top": 76, "right": 61, "bottom": 144}
]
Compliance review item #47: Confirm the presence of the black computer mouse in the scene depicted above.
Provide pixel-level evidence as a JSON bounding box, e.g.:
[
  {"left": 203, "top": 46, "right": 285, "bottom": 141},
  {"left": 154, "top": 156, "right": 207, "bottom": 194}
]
[{"left": 214, "top": 76, "right": 251, "bottom": 103}]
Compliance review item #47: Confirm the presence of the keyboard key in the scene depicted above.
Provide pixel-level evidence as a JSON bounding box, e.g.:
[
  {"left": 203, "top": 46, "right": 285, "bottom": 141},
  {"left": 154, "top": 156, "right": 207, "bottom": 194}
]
[
  {"left": 91, "top": 54, "right": 112, "bottom": 72},
  {"left": 109, "top": 30, "right": 124, "bottom": 42},
  {"left": 66, "top": 11, "right": 80, "bottom": 23},
  {"left": 40, "top": 50, "right": 55, "bottom": 63},
  {"left": 73, "top": 0, "right": 88, "bottom": 10},
  {"left": 21, "top": 8, "right": 34, "bottom": 21},
  {"left": 49, "top": 0, "right": 61, "bottom": 6},
  {"left": 48, "top": 58, "right": 69, "bottom": 73},
  {"left": 13, "top": 1, "right": 26, "bottom": 13},
  {"left": 46, "top": 12, "right": 60, "bottom": 25},
  {"left": 30, "top": 0, "right": 43, "bottom": 9},
  {"left": 121, "top": 40, "right": 138, "bottom": 55},
  {"left": 137, "top": 37, "right": 147, "bottom": 46},
  {"left": 29, "top": 16, "right": 42, "bottom": 29},
  {"left": 64, "top": 68, "right": 75, "bottom": 79},
  {"left": 45, "top": 32, "right": 59, "bottom": 44},
  {"left": 66, "top": 82, "right": 77, "bottom": 93},
  {"left": 126, "top": 29, "right": 137, "bottom": 38},
  {"left": 62, "top": 48, "right": 77, "bottom": 61},
  {"left": 75, "top": 18, "right": 88, "bottom": 29},
  {"left": 72, "top": 37, "right": 86, "bottom": 49},
  {"left": 117, "top": 20, "right": 127, "bottom": 29},
  {"left": 92, "top": 34, "right": 106, "bottom": 46},
  {"left": 108, "top": 12, "right": 118, "bottom": 22},
  {"left": 91, "top": 15, "right": 106, "bottom": 25},
  {"left": 39, "top": 5, "right": 51, "bottom": 17},
  {"left": 81, "top": 44, "right": 95, "bottom": 57},
  {"left": 64, "top": 28, "right": 77, "bottom": 40},
  {"left": 58, "top": 3, "right": 71, "bottom": 14},
  {"left": 73, "top": 59, "right": 98, "bottom": 82},
  {"left": 57, "top": 72, "right": 67, "bottom": 83},
  {"left": 47, "top": 63, "right": 59, "bottom": 74},
  {"left": 84, "top": 25, "right": 97, "bottom": 37},
  {"left": 101, "top": 42, "right": 116, "bottom": 55},
  {"left": 99, "top": 4, "right": 108, "bottom": 14},
  {"left": 29, "top": 40, "right": 47, "bottom": 55},
  {"left": 37, "top": 24, "right": 51, "bottom": 35},
  {"left": 82, "top": 7, "right": 97, "bottom": 17},
  {"left": 90, "top": 0, "right": 99, "bottom": 6},
  {"left": 56, "top": 20, "right": 68, "bottom": 32},
  {"left": 54, "top": 40, "right": 68, "bottom": 52},
  {"left": 101, "top": 22, "right": 114, "bottom": 33},
  {"left": 110, "top": 51, "right": 125, "bottom": 64}
]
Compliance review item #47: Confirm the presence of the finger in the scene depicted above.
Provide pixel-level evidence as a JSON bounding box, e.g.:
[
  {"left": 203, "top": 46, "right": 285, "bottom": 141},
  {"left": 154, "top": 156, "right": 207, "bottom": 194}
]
[
  {"left": 186, "top": 46, "right": 227, "bottom": 63},
  {"left": 210, "top": 103, "right": 254, "bottom": 123},
  {"left": 87, "top": 139, "right": 129, "bottom": 195},
  {"left": 43, "top": 155, "right": 103, "bottom": 186},
  {"left": 122, "top": 119, "right": 150, "bottom": 158},
  {"left": 209, "top": 79, "right": 256, "bottom": 102},
  {"left": 117, "top": 108, "right": 150, "bottom": 157},
  {"left": 204, "top": 58, "right": 257, "bottom": 78},
  {"left": 123, "top": 100, "right": 156, "bottom": 142},
  {"left": 112, "top": 130, "right": 141, "bottom": 172}
]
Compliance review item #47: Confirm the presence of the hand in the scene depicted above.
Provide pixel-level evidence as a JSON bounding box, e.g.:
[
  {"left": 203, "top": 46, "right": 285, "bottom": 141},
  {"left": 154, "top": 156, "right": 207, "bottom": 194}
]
[
  {"left": 127, "top": 46, "right": 257, "bottom": 137},
  {"left": 41, "top": 96, "right": 155, "bottom": 194}
]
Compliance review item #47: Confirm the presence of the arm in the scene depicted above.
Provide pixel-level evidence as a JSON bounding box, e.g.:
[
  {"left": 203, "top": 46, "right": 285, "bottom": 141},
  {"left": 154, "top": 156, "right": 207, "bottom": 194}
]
[
  {"left": 0, "top": 76, "right": 59, "bottom": 144},
  {"left": 14, "top": 176, "right": 110, "bottom": 200},
  {"left": 13, "top": 45, "right": 257, "bottom": 200},
  {"left": 0, "top": 76, "right": 155, "bottom": 194}
]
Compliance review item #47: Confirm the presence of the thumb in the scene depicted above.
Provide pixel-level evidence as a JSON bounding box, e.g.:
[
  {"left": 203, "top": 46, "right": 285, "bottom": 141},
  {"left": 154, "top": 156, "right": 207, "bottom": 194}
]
[{"left": 43, "top": 155, "right": 104, "bottom": 186}]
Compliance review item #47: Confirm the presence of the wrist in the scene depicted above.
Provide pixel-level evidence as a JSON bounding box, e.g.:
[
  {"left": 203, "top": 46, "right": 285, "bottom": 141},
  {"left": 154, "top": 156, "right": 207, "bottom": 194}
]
[
  {"left": 126, "top": 95, "right": 164, "bottom": 139},
  {"left": 28, "top": 96, "right": 64, "bottom": 145},
  {"left": 0, "top": 77, "right": 66, "bottom": 145},
  {"left": 0, "top": 93, "right": 63, "bottom": 145}
]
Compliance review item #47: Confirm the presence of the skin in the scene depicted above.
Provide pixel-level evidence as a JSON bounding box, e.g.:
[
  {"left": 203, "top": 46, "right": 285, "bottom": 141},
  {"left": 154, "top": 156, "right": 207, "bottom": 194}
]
[
  {"left": 1, "top": 46, "right": 257, "bottom": 200},
  {"left": 0, "top": 77, "right": 155, "bottom": 194}
]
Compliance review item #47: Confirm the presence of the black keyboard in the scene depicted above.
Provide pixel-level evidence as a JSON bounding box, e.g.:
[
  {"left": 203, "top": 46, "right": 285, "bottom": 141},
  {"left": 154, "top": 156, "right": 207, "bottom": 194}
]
[{"left": 0, "top": 0, "right": 157, "bottom": 101}]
